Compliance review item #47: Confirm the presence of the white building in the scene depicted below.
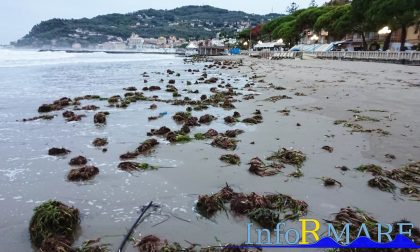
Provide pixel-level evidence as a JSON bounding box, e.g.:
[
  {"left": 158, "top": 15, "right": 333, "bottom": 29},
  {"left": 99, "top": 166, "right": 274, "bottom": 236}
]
[
  {"left": 127, "top": 33, "right": 144, "bottom": 49},
  {"left": 71, "top": 43, "right": 82, "bottom": 49},
  {"left": 100, "top": 41, "right": 127, "bottom": 50}
]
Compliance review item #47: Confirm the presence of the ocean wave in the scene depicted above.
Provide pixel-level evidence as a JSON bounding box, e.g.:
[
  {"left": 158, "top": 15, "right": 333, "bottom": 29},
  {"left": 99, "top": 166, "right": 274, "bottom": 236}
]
[{"left": 0, "top": 49, "right": 175, "bottom": 68}]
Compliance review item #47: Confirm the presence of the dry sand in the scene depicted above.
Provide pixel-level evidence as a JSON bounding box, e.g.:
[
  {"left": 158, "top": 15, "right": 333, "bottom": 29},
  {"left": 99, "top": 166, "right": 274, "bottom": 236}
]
[{"left": 225, "top": 56, "right": 420, "bottom": 166}]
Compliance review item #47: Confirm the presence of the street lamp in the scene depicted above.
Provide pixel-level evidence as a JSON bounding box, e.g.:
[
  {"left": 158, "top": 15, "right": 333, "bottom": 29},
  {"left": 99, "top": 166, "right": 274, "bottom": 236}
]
[
  {"left": 378, "top": 26, "right": 392, "bottom": 51},
  {"left": 310, "top": 34, "right": 319, "bottom": 53},
  {"left": 378, "top": 26, "right": 391, "bottom": 35}
]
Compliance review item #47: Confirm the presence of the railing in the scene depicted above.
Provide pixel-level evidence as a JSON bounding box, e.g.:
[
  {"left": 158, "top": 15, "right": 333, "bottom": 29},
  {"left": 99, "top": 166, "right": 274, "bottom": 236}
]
[
  {"left": 250, "top": 50, "right": 303, "bottom": 59},
  {"left": 312, "top": 51, "right": 420, "bottom": 63}
]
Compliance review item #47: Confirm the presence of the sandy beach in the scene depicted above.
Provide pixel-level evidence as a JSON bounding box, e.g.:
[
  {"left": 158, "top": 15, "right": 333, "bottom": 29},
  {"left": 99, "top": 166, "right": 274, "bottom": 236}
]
[{"left": 0, "top": 51, "right": 419, "bottom": 251}]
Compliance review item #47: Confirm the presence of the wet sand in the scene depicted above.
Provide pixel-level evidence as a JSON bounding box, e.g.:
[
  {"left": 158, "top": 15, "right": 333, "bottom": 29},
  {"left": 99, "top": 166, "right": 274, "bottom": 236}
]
[
  {"left": 129, "top": 57, "right": 420, "bottom": 250},
  {"left": 0, "top": 53, "right": 419, "bottom": 251}
]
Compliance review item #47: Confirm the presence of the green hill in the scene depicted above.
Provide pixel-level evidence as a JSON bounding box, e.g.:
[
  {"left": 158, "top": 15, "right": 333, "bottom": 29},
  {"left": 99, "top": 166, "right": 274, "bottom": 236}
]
[{"left": 15, "top": 5, "right": 281, "bottom": 48}]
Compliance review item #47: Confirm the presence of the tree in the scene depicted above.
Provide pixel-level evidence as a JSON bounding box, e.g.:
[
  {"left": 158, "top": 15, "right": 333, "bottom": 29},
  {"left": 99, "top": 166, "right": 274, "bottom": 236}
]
[
  {"left": 368, "top": 0, "right": 420, "bottom": 51},
  {"left": 309, "top": 0, "right": 317, "bottom": 7},
  {"left": 272, "top": 20, "right": 300, "bottom": 47},
  {"left": 349, "top": 0, "right": 378, "bottom": 50},
  {"left": 286, "top": 2, "right": 299, "bottom": 14},
  {"left": 261, "top": 15, "right": 295, "bottom": 41},
  {"left": 295, "top": 6, "right": 331, "bottom": 32},
  {"left": 314, "top": 5, "right": 353, "bottom": 41}
]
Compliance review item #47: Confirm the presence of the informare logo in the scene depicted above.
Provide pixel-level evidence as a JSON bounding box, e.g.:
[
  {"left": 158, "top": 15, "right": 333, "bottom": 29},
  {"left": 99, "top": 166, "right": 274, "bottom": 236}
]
[{"left": 241, "top": 219, "right": 420, "bottom": 249}]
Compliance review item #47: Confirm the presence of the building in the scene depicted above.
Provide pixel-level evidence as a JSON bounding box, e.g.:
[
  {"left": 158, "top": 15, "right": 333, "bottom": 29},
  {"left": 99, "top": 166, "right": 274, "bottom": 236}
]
[
  {"left": 391, "top": 25, "right": 420, "bottom": 46},
  {"left": 127, "top": 33, "right": 144, "bottom": 49},
  {"left": 99, "top": 41, "right": 127, "bottom": 50},
  {"left": 71, "top": 43, "right": 82, "bottom": 50}
]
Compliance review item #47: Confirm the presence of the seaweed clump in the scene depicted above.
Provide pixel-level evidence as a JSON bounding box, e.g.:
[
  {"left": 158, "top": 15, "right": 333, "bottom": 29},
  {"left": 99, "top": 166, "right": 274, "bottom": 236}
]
[
  {"left": 248, "top": 157, "right": 284, "bottom": 177},
  {"left": 267, "top": 148, "right": 307, "bottom": 168},
  {"left": 92, "top": 138, "right": 108, "bottom": 147},
  {"left": 120, "top": 139, "right": 159, "bottom": 159},
  {"left": 368, "top": 176, "right": 396, "bottom": 193},
  {"left": 220, "top": 154, "right": 241, "bottom": 165},
  {"left": 355, "top": 164, "right": 384, "bottom": 176},
  {"left": 196, "top": 185, "right": 235, "bottom": 218},
  {"left": 69, "top": 156, "right": 88, "bottom": 166},
  {"left": 400, "top": 186, "right": 420, "bottom": 201},
  {"left": 137, "top": 139, "right": 159, "bottom": 154},
  {"left": 75, "top": 239, "right": 109, "bottom": 252},
  {"left": 386, "top": 162, "right": 420, "bottom": 185},
  {"left": 93, "top": 112, "right": 108, "bottom": 124},
  {"left": 67, "top": 166, "right": 99, "bottom": 181},
  {"left": 326, "top": 207, "right": 377, "bottom": 244},
  {"left": 319, "top": 177, "right": 342, "bottom": 187},
  {"left": 118, "top": 162, "right": 157, "bottom": 172},
  {"left": 326, "top": 208, "right": 420, "bottom": 247},
  {"left": 211, "top": 137, "right": 238, "bottom": 150},
  {"left": 196, "top": 186, "right": 308, "bottom": 229},
  {"left": 48, "top": 147, "right": 71, "bottom": 156},
  {"left": 199, "top": 114, "right": 216, "bottom": 124},
  {"left": 29, "top": 200, "right": 80, "bottom": 248}
]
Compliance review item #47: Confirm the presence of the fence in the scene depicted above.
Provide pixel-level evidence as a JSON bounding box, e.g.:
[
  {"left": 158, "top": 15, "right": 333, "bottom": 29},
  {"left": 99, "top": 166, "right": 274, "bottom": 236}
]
[
  {"left": 312, "top": 51, "right": 420, "bottom": 65},
  {"left": 249, "top": 50, "right": 303, "bottom": 59}
]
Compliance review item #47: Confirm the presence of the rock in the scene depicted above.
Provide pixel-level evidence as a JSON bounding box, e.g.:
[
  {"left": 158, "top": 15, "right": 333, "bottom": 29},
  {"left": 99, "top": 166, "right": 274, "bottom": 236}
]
[
  {"left": 168, "top": 80, "right": 176, "bottom": 84},
  {"left": 48, "top": 148, "right": 71, "bottom": 156},
  {"left": 92, "top": 138, "right": 108, "bottom": 147},
  {"left": 94, "top": 112, "right": 107, "bottom": 124},
  {"left": 69, "top": 156, "right": 88, "bottom": 166},
  {"left": 67, "top": 166, "right": 99, "bottom": 181},
  {"left": 149, "top": 104, "right": 157, "bottom": 110},
  {"left": 200, "top": 95, "right": 207, "bottom": 100}
]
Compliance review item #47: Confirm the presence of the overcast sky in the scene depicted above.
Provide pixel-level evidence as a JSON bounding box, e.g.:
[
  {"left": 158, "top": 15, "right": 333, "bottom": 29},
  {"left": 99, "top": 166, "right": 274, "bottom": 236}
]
[{"left": 0, "top": 0, "right": 327, "bottom": 44}]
